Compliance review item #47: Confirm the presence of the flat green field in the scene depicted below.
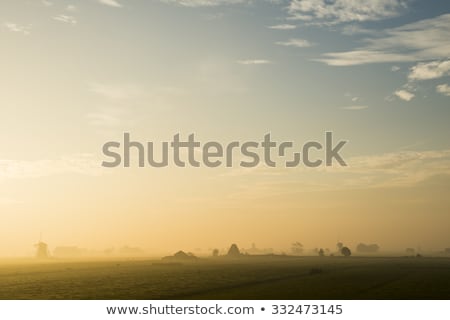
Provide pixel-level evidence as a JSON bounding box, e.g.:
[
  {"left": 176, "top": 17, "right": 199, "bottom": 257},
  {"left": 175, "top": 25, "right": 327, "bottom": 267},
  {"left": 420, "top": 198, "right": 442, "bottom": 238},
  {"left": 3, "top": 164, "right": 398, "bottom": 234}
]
[{"left": 1, "top": 256, "right": 449, "bottom": 299}]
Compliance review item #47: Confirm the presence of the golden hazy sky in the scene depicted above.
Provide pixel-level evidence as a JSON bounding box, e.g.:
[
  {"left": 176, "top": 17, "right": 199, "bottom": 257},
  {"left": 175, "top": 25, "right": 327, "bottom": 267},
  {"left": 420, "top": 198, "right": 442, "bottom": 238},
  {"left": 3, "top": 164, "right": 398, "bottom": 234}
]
[{"left": 1, "top": 0, "right": 450, "bottom": 256}]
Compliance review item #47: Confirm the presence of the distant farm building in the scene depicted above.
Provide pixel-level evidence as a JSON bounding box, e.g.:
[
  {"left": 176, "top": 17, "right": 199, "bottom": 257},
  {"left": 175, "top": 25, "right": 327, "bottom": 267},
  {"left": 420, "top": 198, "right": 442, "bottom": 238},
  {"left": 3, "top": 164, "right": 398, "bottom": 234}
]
[{"left": 162, "top": 251, "right": 198, "bottom": 262}]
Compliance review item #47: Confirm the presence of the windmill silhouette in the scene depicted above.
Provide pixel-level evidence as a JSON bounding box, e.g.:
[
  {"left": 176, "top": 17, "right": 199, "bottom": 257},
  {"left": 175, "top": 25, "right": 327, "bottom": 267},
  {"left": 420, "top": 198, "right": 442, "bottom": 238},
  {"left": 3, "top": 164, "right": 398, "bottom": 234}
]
[{"left": 34, "top": 233, "right": 49, "bottom": 259}]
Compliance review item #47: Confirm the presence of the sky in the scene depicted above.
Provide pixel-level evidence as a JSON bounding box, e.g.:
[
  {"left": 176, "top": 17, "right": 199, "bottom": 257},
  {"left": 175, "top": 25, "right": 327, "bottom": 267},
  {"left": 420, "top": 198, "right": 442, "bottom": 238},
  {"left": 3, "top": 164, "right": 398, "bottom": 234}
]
[{"left": 0, "top": 0, "right": 449, "bottom": 257}]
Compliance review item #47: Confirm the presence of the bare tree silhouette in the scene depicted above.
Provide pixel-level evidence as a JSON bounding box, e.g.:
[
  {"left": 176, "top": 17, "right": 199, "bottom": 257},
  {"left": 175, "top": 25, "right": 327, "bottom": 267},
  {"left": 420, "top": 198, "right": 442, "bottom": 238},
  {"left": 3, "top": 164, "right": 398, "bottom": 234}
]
[{"left": 291, "top": 242, "right": 304, "bottom": 255}]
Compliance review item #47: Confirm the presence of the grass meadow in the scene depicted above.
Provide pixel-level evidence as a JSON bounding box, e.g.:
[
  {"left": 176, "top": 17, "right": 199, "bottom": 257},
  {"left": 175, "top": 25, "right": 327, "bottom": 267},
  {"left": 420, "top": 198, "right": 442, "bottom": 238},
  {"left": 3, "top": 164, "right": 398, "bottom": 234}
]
[{"left": 1, "top": 256, "right": 449, "bottom": 299}]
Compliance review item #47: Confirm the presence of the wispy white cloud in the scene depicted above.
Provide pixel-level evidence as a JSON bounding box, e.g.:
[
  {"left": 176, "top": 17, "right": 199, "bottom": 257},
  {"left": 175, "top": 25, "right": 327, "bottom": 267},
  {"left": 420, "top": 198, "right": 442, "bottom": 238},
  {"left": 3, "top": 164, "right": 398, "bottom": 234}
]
[
  {"left": 317, "top": 14, "right": 450, "bottom": 66},
  {"left": 160, "top": 0, "right": 247, "bottom": 7},
  {"left": 341, "top": 105, "right": 368, "bottom": 110},
  {"left": 98, "top": 0, "right": 123, "bottom": 7},
  {"left": 288, "top": 0, "right": 408, "bottom": 25},
  {"left": 3, "top": 22, "right": 31, "bottom": 35},
  {"left": 408, "top": 59, "right": 450, "bottom": 81},
  {"left": 221, "top": 148, "right": 450, "bottom": 192},
  {"left": 343, "top": 149, "right": 450, "bottom": 188},
  {"left": 276, "top": 38, "right": 315, "bottom": 48},
  {"left": 237, "top": 59, "right": 271, "bottom": 65},
  {"left": 318, "top": 50, "right": 415, "bottom": 66},
  {"left": 315, "top": 15, "right": 449, "bottom": 100},
  {"left": 53, "top": 15, "right": 77, "bottom": 25},
  {"left": 268, "top": 24, "right": 297, "bottom": 30},
  {"left": 394, "top": 89, "right": 414, "bottom": 101},
  {"left": 344, "top": 92, "right": 360, "bottom": 102},
  {"left": 436, "top": 84, "right": 450, "bottom": 96}
]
